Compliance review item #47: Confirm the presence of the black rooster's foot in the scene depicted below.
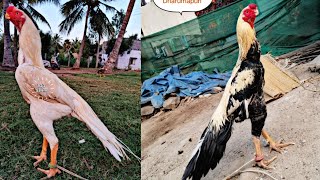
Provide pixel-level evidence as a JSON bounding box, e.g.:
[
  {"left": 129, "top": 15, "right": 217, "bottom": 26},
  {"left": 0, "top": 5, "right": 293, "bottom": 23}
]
[
  {"left": 254, "top": 156, "right": 277, "bottom": 169},
  {"left": 269, "top": 140, "right": 295, "bottom": 153}
]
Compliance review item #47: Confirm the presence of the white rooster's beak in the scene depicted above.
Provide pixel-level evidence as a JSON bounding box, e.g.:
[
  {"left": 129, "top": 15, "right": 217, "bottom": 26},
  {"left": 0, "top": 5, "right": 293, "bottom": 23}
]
[{"left": 5, "top": 13, "right": 10, "bottom": 20}]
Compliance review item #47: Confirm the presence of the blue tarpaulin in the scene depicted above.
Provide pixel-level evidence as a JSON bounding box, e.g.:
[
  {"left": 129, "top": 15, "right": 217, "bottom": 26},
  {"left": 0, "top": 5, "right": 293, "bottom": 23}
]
[{"left": 141, "top": 65, "right": 231, "bottom": 108}]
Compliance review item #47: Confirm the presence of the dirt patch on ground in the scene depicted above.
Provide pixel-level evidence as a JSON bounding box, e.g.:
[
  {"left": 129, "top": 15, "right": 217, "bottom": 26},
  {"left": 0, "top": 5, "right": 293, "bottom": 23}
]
[
  {"left": 50, "top": 67, "right": 138, "bottom": 76},
  {"left": 0, "top": 66, "right": 139, "bottom": 78},
  {"left": 141, "top": 67, "right": 320, "bottom": 179}
]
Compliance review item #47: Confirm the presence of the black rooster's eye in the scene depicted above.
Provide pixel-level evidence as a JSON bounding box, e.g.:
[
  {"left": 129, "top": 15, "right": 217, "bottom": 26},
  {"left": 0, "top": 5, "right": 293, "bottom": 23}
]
[{"left": 16, "top": 12, "right": 19, "bottom": 15}]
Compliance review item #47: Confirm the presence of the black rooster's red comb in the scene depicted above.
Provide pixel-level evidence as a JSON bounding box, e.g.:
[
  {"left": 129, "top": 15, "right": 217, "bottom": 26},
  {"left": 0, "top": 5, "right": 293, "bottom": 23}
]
[{"left": 249, "top": 4, "right": 257, "bottom": 9}]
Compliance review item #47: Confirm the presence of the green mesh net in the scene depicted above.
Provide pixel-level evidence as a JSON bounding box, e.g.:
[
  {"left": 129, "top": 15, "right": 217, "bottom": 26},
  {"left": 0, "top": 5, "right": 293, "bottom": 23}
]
[{"left": 141, "top": 0, "right": 320, "bottom": 81}]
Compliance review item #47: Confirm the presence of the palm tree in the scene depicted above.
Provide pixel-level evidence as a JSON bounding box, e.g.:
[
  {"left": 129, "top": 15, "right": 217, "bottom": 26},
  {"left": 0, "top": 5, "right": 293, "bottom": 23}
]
[
  {"left": 63, "top": 39, "right": 72, "bottom": 67},
  {"left": 9, "top": 0, "right": 60, "bottom": 65},
  {"left": 59, "top": 0, "right": 117, "bottom": 69},
  {"left": 111, "top": 9, "right": 125, "bottom": 37},
  {"left": 51, "top": 34, "right": 62, "bottom": 54},
  {"left": 103, "top": 0, "right": 136, "bottom": 72},
  {"left": 89, "top": 7, "right": 114, "bottom": 68},
  {"left": 72, "top": 38, "right": 81, "bottom": 53},
  {"left": 2, "top": 0, "right": 14, "bottom": 68}
]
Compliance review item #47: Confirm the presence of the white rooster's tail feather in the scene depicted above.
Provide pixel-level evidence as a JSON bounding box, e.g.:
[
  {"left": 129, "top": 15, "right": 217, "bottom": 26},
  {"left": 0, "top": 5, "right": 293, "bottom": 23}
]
[
  {"left": 85, "top": 120, "right": 128, "bottom": 161},
  {"left": 115, "top": 136, "right": 141, "bottom": 161},
  {"left": 71, "top": 99, "right": 140, "bottom": 162}
]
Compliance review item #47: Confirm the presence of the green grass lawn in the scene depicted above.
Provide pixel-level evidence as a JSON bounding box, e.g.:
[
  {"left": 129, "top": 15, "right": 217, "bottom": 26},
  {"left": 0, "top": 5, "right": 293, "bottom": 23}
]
[{"left": 0, "top": 71, "right": 141, "bottom": 179}]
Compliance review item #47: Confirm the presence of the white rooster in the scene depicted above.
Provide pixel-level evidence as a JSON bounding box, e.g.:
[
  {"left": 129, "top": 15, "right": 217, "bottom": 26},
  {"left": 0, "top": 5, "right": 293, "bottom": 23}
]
[{"left": 5, "top": 5, "right": 138, "bottom": 178}]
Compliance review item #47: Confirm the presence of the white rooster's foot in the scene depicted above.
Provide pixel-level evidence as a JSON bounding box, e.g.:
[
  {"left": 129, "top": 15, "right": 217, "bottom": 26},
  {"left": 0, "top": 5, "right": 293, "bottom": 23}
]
[
  {"left": 32, "top": 155, "right": 47, "bottom": 167},
  {"left": 37, "top": 167, "right": 61, "bottom": 178}
]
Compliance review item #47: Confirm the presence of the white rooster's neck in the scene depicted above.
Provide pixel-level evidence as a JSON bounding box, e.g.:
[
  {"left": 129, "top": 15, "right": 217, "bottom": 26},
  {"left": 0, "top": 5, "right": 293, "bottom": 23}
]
[
  {"left": 236, "top": 16, "right": 256, "bottom": 64},
  {"left": 18, "top": 15, "right": 44, "bottom": 68}
]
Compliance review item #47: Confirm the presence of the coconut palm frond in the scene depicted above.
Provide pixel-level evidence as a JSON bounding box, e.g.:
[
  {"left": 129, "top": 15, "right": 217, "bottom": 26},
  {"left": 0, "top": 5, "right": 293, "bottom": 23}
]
[
  {"left": 59, "top": 6, "right": 84, "bottom": 34},
  {"left": 24, "top": 3, "right": 51, "bottom": 29},
  {"left": 90, "top": 7, "right": 114, "bottom": 37},
  {"left": 30, "top": 0, "right": 60, "bottom": 6},
  {"left": 99, "top": 1, "right": 118, "bottom": 13},
  {"left": 60, "top": 0, "right": 84, "bottom": 16}
]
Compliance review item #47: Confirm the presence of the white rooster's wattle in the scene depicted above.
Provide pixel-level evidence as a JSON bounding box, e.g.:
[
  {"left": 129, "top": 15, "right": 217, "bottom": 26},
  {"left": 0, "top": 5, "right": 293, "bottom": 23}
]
[{"left": 5, "top": 5, "right": 138, "bottom": 178}]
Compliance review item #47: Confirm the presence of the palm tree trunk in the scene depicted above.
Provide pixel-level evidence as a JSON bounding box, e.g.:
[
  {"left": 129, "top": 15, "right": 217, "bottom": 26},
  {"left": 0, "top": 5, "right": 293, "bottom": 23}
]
[
  {"left": 73, "top": 6, "right": 90, "bottom": 69},
  {"left": 95, "top": 34, "right": 101, "bottom": 68},
  {"left": 103, "top": 0, "right": 136, "bottom": 73},
  {"left": 67, "top": 50, "right": 71, "bottom": 67},
  {"left": 2, "top": 0, "right": 15, "bottom": 68},
  {"left": 13, "top": 28, "right": 18, "bottom": 66}
]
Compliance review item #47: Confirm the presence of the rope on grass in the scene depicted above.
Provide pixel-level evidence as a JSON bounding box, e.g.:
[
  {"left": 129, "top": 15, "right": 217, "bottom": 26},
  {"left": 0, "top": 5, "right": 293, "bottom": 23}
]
[
  {"left": 57, "top": 165, "right": 88, "bottom": 180},
  {"left": 39, "top": 165, "right": 88, "bottom": 180}
]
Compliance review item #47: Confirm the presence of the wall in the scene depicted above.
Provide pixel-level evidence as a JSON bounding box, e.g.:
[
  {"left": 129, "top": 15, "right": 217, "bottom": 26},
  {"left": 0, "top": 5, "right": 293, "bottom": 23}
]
[
  {"left": 141, "top": 1, "right": 198, "bottom": 36},
  {"left": 116, "top": 50, "right": 141, "bottom": 70}
]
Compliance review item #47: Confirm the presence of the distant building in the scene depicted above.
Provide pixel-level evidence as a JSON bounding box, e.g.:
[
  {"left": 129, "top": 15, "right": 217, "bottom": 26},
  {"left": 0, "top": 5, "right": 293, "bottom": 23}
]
[
  {"left": 116, "top": 40, "right": 141, "bottom": 70},
  {"left": 100, "top": 40, "right": 141, "bottom": 70}
]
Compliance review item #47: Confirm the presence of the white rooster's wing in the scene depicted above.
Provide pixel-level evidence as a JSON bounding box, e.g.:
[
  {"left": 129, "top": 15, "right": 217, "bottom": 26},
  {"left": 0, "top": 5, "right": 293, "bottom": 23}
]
[{"left": 15, "top": 64, "right": 75, "bottom": 106}]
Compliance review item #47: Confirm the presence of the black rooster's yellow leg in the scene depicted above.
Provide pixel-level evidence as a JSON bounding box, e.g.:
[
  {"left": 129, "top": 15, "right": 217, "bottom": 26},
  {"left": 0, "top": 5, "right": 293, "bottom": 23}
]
[
  {"left": 32, "top": 137, "right": 48, "bottom": 167},
  {"left": 252, "top": 136, "right": 277, "bottom": 169},
  {"left": 37, "top": 144, "right": 61, "bottom": 178},
  {"left": 262, "top": 129, "right": 295, "bottom": 153}
]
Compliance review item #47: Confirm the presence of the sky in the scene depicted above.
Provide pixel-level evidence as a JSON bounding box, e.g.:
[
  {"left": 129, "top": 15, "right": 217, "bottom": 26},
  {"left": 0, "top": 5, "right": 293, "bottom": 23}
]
[{"left": 3, "top": 0, "right": 141, "bottom": 41}]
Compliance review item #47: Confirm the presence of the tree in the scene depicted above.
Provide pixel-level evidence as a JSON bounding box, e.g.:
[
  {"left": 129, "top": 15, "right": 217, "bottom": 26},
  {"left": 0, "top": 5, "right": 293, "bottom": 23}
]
[
  {"left": 40, "top": 31, "right": 52, "bottom": 60},
  {"left": 111, "top": 9, "right": 125, "bottom": 37},
  {"left": 59, "top": 0, "right": 117, "bottom": 69},
  {"left": 89, "top": 7, "right": 114, "bottom": 68},
  {"left": 63, "top": 39, "right": 72, "bottom": 67},
  {"left": 105, "top": 34, "right": 137, "bottom": 55},
  {"left": 103, "top": 0, "right": 136, "bottom": 73},
  {"left": 10, "top": 0, "right": 60, "bottom": 65},
  {"left": 51, "top": 34, "right": 62, "bottom": 54},
  {"left": 2, "top": 0, "right": 14, "bottom": 67}
]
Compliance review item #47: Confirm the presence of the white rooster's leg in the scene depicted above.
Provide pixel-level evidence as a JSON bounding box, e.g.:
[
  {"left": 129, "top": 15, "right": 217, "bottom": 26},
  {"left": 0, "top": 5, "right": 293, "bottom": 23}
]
[
  {"left": 32, "top": 119, "right": 61, "bottom": 178},
  {"left": 32, "top": 137, "right": 48, "bottom": 167},
  {"left": 30, "top": 102, "right": 71, "bottom": 178},
  {"left": 30, "top": 117, "right": 61, "bottom": 177}
]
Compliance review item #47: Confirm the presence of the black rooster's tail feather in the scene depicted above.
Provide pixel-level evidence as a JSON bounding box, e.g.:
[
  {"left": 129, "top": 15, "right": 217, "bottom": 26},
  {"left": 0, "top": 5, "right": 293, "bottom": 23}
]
[{"left": 182, "top": 120, "right": 234, "bottom": 180}]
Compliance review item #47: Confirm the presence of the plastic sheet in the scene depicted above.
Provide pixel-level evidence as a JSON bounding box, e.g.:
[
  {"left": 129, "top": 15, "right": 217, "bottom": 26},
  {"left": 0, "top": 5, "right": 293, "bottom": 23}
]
[{"left": 141, "top": 65, "right": 231, "bottom": 108}]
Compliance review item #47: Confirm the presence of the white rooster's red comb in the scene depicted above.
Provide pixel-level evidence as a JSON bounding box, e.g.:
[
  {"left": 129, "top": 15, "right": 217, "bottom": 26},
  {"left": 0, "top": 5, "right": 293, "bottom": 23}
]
[{"left": 6, "top": 5, "right": 16, "bottom": 12}]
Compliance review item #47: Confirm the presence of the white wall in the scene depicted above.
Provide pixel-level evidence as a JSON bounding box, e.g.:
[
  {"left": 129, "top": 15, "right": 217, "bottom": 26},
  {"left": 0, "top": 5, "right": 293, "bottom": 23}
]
[
  {"left": 116, "top": 50, "right": 141, "bottom": 70},
  {"left": 142, "top": 1, "right": 197, "bottom": 36}
]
